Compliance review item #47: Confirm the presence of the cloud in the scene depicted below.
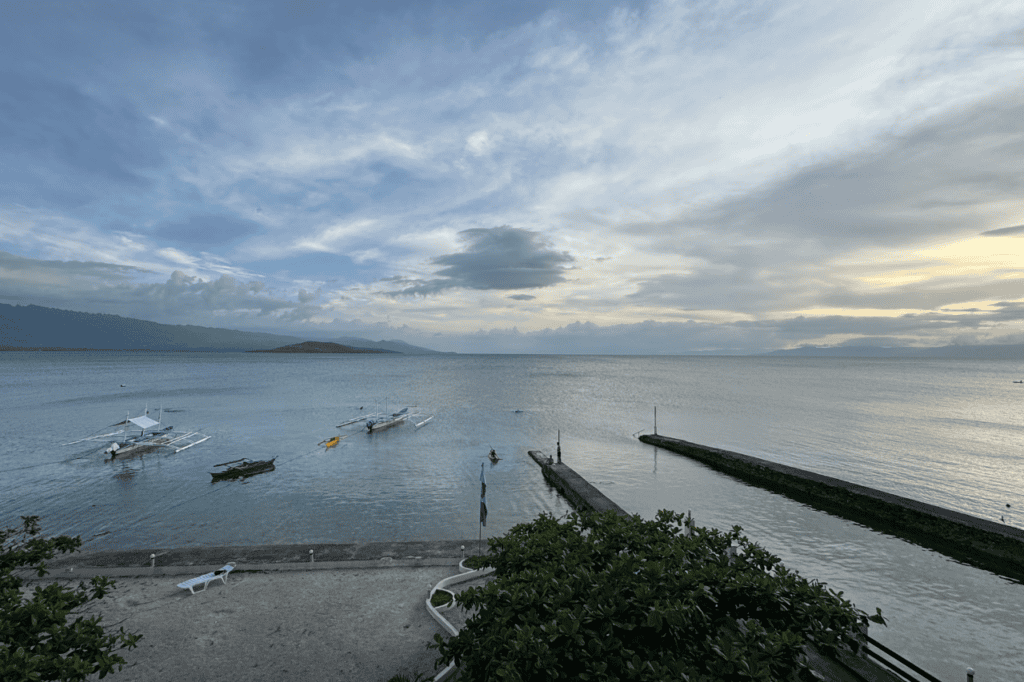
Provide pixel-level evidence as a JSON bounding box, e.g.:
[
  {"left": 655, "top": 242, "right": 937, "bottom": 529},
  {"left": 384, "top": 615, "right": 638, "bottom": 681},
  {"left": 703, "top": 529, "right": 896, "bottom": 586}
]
[
  {"left": 391, "top": 226, "right": 573, "bottom": 296},
  {"left": 0, "top": 250, "right": 150, "bottom": 304},
  {"left": 0, "top": 71, "right": 162, "bottom": 208},
  {"left": 127, "top": 270, "right": 296, "bottom": 318},
  {"left": 508, "top": 294, "right": 535, "bottom": 301},
  {"left": 154, "top": 214, "right": 264, "bottom": 246},
  {"left": 0, "top": 251, "right": 295, "bottom": 323},
  {"left": 642, "top": 89, "right": 1024, "bottom": 254},
  {"left": 981, "top": 224, "right": 1024, "bottom": 237},
  {"left": 820, "top": 274, "right": 1024, "bottom": 310}
]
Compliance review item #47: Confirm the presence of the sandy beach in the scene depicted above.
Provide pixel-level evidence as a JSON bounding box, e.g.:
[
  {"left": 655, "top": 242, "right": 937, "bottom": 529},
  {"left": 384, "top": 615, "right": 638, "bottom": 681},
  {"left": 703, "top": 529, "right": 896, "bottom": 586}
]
[{"left": 21, "top": 554, "right": 482, "bottom": 682}]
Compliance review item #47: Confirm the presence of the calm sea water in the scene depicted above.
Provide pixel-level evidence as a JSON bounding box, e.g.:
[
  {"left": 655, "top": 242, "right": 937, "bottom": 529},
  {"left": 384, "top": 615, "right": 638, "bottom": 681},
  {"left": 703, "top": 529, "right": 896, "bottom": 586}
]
[{"left": 2, "top": 352, "right": 1022, "bottom": 680}]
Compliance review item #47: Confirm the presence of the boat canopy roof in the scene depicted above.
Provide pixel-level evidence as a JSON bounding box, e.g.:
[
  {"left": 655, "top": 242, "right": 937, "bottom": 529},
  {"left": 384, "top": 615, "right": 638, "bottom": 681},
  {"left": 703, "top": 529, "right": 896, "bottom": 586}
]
[{"left": 128, "top": 415, "right": 160, "bottom": 430}]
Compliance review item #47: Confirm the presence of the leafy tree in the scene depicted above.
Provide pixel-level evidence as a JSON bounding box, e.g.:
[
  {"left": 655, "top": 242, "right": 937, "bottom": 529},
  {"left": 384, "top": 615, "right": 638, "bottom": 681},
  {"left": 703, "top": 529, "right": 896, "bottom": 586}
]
[
  {"left": 1, "top": 516, "right": 142, "bottom": 681},
  {"left": 433, "top": 510, "right": 884, "bottom": 681}
]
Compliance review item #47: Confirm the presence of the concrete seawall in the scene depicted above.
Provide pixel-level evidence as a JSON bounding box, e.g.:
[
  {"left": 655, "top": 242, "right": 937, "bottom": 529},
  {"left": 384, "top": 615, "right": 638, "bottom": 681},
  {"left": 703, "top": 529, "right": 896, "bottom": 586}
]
[
  {"left": 640, "top": 433, "right": 1024, "bottom": 583},
  {"left": 35, "top": 540, "right": 475, "bottom": 578}
]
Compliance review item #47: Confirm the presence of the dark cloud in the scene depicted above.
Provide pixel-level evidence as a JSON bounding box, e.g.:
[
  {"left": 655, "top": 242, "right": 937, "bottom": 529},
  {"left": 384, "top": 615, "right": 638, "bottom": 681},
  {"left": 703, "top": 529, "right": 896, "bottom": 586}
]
[
  {"left": 154, "top": 214, "right": 264, "bottom": 246},
  {"left": 392, "top": 226, "right": 573, "bottom": 296},
  {"left": 981, "top": 224, "right": 1024, "bottom": 237},
  {"left": 0, "top": 251, "right": 150, "bottom": 305},
  {"left": 508, "top": 294, "right": 535, "bottom": 300},
  {"left": 0, "top": 71, "right": 162, "bottom": 207}
]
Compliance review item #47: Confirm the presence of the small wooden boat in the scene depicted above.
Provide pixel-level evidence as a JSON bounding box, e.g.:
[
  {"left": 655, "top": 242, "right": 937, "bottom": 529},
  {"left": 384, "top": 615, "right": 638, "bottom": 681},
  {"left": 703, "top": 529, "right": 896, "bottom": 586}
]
[
  {"left": 488, "top": 448, "right": 501, "bottom": 463},
  {"left": 211, "top": 458, "right": 276, "bottom": 481}
]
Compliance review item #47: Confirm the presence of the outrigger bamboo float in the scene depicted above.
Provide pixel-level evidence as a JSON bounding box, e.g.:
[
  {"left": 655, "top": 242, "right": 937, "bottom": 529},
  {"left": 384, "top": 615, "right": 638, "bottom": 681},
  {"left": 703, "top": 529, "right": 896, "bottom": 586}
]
[{"left": 210, "top": 457, "right": 276, "bottom": 481}]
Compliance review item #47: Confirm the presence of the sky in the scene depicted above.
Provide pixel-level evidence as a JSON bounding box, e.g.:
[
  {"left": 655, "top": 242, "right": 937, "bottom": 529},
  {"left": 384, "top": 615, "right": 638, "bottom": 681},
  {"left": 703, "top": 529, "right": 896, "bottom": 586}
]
[{"left": 1, "top": 0, "right": 1022, "bottom": 354}]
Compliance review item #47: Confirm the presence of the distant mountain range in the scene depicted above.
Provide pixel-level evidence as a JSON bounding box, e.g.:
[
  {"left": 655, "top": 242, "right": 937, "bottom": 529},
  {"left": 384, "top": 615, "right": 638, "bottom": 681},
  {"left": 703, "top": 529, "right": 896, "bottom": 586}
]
[
  {"left": 763, "top": 344, "right": 1024, "bottom": 359},
  {"left": 0, "top": 303, "right": 448, "bottom": 354}
]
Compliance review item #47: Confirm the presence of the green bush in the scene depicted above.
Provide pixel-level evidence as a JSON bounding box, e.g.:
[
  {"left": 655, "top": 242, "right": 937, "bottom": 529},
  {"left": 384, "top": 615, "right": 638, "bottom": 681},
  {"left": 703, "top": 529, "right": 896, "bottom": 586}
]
[
  {"left": 463, "top": 554, "right": 489, "bottom": 570},
  {"left": 432, "top": 510, "right": 884, "bottom": 681},
  {"left": 0, "top": 516, "right": 142, "bottom": 681},
  {"left": 431, "top": 589, "right": 454, "bottom": 607}
]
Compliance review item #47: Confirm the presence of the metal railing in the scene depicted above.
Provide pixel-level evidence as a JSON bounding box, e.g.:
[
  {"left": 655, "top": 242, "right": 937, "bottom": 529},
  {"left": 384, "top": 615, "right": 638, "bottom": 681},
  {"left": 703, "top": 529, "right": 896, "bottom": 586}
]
[{"left": 865, "top": 636, "right": 943, "bottom": 682}]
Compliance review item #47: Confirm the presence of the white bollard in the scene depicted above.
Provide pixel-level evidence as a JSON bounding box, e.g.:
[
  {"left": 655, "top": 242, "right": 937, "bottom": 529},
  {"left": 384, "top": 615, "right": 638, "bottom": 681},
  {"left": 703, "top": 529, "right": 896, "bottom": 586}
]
[
  {"left": 967, "top": 667, "right": 974, "bottom": 681},
  {"left": 461, "top": 545, "right": 465, "bottom": 558},
  {"left": 150, "top": 554, "right": 155, "bottom": 569},
  {"left": 309, "top": 549, "right": 314, "bottom": 563}
]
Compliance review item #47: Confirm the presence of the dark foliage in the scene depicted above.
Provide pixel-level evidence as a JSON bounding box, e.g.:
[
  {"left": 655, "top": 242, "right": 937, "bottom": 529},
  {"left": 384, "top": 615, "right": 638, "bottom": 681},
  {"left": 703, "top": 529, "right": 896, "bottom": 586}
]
[
  {"left": 433, "top": 510, "right": 884, "bottom": 681},
  {"left": 0, "top": 516, "right": 142, "bottom": 681}
]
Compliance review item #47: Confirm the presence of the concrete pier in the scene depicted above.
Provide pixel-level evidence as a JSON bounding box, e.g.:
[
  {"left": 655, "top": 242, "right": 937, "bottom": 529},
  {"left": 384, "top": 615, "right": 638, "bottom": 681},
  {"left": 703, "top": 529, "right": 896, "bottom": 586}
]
[
  {"left": 527, "top": 450, "right": 628, "bottom": 516},
  {"left": 640, "top": 433, "right": 1024, "bottom": 582}
]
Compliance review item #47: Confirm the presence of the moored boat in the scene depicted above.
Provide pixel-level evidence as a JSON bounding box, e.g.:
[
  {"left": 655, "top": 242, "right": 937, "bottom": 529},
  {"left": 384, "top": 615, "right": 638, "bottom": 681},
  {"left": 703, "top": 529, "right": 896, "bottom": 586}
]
[
  {"left": 63, "top": 405, "right": 211, "bottom": 459},
  {"left": 210, "top": 458, "right": 276, "bottom": 481}
]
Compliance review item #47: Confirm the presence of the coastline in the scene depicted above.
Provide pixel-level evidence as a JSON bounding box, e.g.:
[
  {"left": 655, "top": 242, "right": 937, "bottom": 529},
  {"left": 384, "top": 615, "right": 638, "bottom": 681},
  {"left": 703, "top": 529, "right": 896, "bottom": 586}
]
[{"left": 40, "top": 540, "right": 480, "bottom": 576}]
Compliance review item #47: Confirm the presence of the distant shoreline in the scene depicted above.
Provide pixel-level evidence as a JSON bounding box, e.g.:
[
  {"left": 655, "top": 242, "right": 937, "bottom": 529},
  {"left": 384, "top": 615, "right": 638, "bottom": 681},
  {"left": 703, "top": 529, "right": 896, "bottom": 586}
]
[
  {"left": 0, "top": 343, "right": 389, "bottom": 353},
  {"left": 1, "top": 347, "right": 247, "bottom": 352}
]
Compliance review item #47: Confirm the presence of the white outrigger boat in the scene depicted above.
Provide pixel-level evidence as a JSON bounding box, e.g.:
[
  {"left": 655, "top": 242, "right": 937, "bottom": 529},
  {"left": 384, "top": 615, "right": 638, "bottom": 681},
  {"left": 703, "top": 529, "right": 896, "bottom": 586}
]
[
  {"left": 336, "top": 400, "right": 433, "bottom": 433},
  {"left": 64, "top": 407, "right": 211, "bottom": 458}
]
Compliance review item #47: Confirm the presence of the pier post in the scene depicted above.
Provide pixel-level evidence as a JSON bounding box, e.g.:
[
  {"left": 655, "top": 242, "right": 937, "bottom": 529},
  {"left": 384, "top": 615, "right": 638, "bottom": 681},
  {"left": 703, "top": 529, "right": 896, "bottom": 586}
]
[
  {"left": 309, "top": 549, "right": 314, "bottom": 563},
  {"left": 967, "top": 667, "right": 974, "bottom": 681}
]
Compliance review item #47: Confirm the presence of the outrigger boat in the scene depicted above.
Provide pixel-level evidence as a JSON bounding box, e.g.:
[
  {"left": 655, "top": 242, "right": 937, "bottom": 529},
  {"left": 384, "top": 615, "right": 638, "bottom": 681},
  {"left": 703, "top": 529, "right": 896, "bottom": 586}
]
[
  {"left": 210, "top": 457, "right": 276, "bottom": 481},
  {"left": 367, "top": 406, "right": 411, "bottom": 432},
  {"left": 63, "top": 406, "right": 211, "bottom": 459},
  {"left": 336, "top": 400, "right": 433, "bottom": 433}
]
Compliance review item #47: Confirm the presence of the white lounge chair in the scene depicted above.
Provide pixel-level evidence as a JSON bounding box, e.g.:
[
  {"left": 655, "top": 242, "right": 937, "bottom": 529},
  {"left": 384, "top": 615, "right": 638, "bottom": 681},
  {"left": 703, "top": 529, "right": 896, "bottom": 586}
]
[{"left": 177, "top": 562, "right": 236, "bottom": 594}]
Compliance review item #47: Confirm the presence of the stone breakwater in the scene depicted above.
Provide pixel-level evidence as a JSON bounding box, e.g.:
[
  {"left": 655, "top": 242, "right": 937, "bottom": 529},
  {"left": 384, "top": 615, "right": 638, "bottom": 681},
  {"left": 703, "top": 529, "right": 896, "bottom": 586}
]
[{"left": 640, "top": 433, "right": 1024, "bottom": 583}]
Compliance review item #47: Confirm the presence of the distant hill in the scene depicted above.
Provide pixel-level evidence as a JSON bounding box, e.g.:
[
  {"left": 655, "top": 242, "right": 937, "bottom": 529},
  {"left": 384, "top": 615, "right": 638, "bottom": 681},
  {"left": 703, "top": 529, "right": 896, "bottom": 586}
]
[
  {"left": 762, "top": 344, "right": 1024, "bottom": 359},
  {"left": 248, "top": 341, "right": 391, "bottom": 354},
  {"left": 325, "top": 336, "right": 453, "bottom": 355},
  {"left": 0, "top": 303, "right": 446, "bottom": 353}
]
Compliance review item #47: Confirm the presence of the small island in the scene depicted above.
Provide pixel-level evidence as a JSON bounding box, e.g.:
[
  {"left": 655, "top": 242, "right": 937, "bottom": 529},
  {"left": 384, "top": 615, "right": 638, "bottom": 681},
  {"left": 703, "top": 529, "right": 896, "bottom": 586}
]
[{"left": 247, "top": 341, "right": 391, "bottom": 354}]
